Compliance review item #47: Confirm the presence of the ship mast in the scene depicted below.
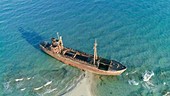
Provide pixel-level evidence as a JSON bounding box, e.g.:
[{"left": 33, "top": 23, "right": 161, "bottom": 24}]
[
  {"left": 93, "top": 39, "right": 97, "bottom": 65},
  {"left": 57, "top": 32, "right": 60, "bottom": 40},
  {"left": 58, "top": 36, "right": 63, "bottom": 52},
  {"left": 57, "top": 32, "right": 64, "bottom": 52}
]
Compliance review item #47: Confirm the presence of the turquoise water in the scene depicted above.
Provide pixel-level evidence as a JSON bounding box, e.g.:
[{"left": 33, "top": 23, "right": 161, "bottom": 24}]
[{"left": 0, "top": 0, "right": 170, "bottom": 96}]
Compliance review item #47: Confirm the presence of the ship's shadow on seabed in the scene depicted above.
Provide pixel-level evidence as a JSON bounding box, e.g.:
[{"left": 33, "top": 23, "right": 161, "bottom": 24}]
[{"left": 18, "top": 27, "right": 44, "bottom": 50}]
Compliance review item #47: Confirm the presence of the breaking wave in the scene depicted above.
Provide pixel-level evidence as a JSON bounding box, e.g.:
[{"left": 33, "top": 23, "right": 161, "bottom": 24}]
[
  {"left": 34, "top": 81, "right": 52, "bottom": 91},
  {"left": 44, "top": 81, "right": 52, "bottom": 87},
  {"left": 15, "top": 78, "right": 24, "bottom": 82},
  {"left": 42, "top": 88, "right": 57, "bottom": 95},
  {"left": 163, "top": 92, "right": 170, "bottom": 96},
  {"left": 15, "top": 77, "right": 34, "bottom": 82},
  {"left": 20, "top": 88, "right": 26, "bottom": 91},
  {"left": 34, "top": 86, "right": 43, "bottom": 91}
]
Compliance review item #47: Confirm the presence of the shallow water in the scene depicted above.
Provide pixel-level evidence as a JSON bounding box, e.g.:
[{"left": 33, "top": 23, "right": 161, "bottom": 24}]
[{"left": 0, "top": 0, "right": 170, "bottom": 96}]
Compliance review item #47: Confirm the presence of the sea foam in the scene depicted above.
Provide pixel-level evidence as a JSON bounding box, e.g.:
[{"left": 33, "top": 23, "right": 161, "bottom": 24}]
[
  {"left": 20, "top": 88, "right": 26, "bottom": 91},
  {"left": 43, "top": 88, "right": 57, "bottom": 95},
  {"left": 27, "top": 77, "right": 31, "bottom": 80},
  {"left": 3, "top": 81, "right": 10, "bottom": 90},
  {"left": 163, "top": 92, "right": 170, "bottom": 96},
  {"left": 44, "top": 81, "right": 52, "bottom": 87},
  {"left": 34, "top": 81, "right": 52, "bottom": 91},
  {"left": 128, "top": 79, "right": 139, "bottom": 86},
  {"left": 34, "top": 86, "right": 43, "bottom": 91},
  {"left": 15, "top": 78, "right": 24, "bottom": 82}
]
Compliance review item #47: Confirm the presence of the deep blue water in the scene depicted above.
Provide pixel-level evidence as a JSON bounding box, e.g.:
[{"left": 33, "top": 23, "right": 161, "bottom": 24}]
[{"left": 0, "top": 0, "right": 170, "bottom": 96}]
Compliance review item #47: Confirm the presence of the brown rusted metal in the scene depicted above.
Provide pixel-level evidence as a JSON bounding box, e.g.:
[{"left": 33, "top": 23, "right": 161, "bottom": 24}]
[{"left": 40, "top": 37, "right": 126, "bottom": 76}]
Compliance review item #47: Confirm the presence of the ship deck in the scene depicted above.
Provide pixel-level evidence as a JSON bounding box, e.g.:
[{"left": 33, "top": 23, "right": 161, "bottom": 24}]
[
  {"left": 61, "top": 47, "right": 126, "bottom": 71},
  {"left": 40, "top": 41, "right": 126, "bottom": 72}
]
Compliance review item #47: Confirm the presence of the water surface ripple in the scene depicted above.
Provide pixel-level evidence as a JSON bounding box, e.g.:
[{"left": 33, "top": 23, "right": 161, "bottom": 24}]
[{"left": 0, "top": 0, "right": 170, "bottom": 96}]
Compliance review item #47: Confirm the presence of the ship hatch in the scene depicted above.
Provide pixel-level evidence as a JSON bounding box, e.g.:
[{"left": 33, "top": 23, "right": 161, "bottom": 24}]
[
  {"left": 98, "top": 58, "right": 110, "bottom": 71},
  {"left": 75, "top": 55, "right": 89, "bottom": 62},
  {"left": 65, "top": 51, "right": 75, "bottom": 57},
  {"left": 98, "top": 64, "right": 109, "bottom": 71}
]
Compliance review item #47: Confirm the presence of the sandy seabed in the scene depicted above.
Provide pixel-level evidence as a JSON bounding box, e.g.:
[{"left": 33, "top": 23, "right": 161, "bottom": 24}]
[{"left": 65, "top": 72, "right": 93, "bottom": 96}]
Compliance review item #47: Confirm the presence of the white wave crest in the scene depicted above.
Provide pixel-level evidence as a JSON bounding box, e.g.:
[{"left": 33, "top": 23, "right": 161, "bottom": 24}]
[
  {"left": 34, "top": 81, "right": 52, "bottom": 91},
  {"left": 143, "top": 71, "right": 154, "bottom": 82},
  {"left": 128, "top": 79, "right": 139, "bottom": 86},
  {"left": 15, "top": 78, "right": 24, "bottom": 82},
  {"left": 163, "top": 82, "right": 166, "bottom": 85},
  {"left": 34, "top": 86, "right": 43, "bottom": 91},
  {"left": 27, "top": 77, "right": 31, "bottom": 80},
  {"left": 43, "top": 88, "right": 57, "bottom": 95},
  {"left": 44, "top": 81, "right": 52, "bottom": 87},
  {"left": 20, "top": 88, "right": 26, "bottom": 91}
]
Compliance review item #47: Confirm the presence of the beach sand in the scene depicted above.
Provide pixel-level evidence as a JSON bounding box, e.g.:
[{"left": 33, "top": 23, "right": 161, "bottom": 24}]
[{"left": 65, "top": 72, "right": 93, "bottom": 96}]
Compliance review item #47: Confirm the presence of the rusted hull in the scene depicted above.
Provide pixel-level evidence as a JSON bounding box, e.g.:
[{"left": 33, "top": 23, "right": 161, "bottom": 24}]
[{"left": 40, "top": 45, "right": 126, "bottom": 75}]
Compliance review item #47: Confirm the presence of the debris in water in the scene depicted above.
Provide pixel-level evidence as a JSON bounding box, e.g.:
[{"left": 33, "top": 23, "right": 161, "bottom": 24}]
[{"left": 143, "top": 71, "right": 154, "bottom": 82}]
